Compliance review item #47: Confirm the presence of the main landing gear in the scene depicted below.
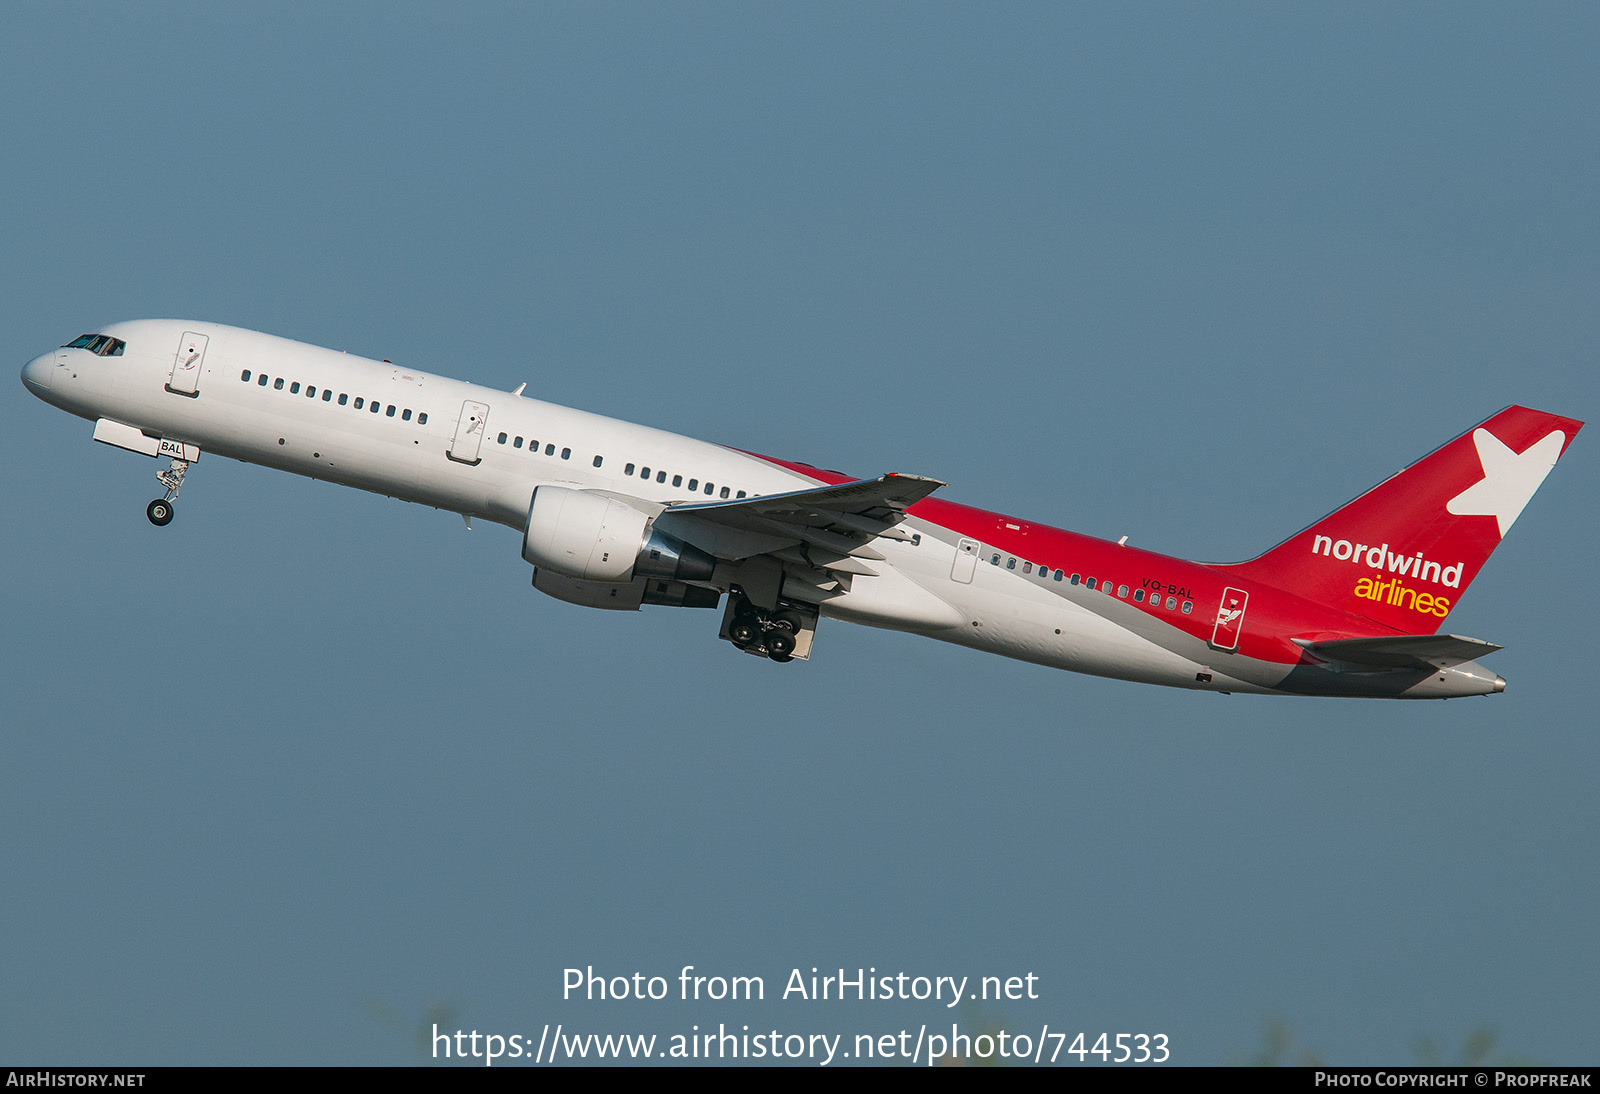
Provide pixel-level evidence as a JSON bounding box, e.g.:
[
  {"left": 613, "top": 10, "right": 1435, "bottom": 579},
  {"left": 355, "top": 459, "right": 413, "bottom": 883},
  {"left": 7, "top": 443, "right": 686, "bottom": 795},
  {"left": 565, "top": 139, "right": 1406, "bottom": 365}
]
[
  {"left": 147, "top": 456, "right": 190, "bottom": 527},
  {"left": 722, "top": 594, "right": 817, "bottom": 663}
]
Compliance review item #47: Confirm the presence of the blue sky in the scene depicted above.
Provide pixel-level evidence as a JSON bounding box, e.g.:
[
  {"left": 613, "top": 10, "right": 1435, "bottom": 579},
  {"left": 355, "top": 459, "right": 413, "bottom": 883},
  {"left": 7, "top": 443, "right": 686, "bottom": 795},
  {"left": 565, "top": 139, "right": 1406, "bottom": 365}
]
[{"left": 3, "top": 3, "right": 1596, "bottom": 1065}]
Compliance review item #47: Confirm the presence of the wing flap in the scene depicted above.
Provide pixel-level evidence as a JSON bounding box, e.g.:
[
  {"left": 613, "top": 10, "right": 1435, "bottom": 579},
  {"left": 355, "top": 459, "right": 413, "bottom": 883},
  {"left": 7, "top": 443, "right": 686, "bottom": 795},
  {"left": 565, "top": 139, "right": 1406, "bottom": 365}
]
[
  {"left": 748, "top": 518, "right": 887, "bottom": 560},
  {"left": 771, "top": 546, "right": 880, "bottom": 576}
]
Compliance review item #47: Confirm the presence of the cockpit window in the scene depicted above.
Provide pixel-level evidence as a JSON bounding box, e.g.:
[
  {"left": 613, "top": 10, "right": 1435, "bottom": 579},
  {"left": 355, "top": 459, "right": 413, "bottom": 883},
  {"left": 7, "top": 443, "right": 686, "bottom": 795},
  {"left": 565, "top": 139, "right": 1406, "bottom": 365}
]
[{"left": 63, "top": 334, "right": 126, "bottom": 356}]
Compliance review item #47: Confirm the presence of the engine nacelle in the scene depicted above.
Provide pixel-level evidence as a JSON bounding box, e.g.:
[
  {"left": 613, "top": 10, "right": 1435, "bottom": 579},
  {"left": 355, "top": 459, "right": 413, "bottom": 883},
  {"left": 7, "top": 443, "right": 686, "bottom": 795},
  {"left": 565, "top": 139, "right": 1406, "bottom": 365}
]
[
  {"left": 523, "top": 486, "right": 651, "bottom": 581},
  {"left": 530, "top": 569, "right": 722, "bottom": 611},
  {"left": 531, "top": 568, "right": 646, "bottom": 610},
  {"left": 521, "top": 485, "right": 717, "bottom": 584}
]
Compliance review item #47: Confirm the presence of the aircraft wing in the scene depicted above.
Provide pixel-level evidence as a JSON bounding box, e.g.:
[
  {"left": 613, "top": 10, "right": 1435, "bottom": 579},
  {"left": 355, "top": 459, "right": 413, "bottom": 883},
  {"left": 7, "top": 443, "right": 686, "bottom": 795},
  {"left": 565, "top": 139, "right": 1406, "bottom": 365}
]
[
  {"left": 654, "top": 473, "right": 944, "bottom": 583},
  {"left": 1299, "top": 633, "right": 1503, "bottom": 669}
]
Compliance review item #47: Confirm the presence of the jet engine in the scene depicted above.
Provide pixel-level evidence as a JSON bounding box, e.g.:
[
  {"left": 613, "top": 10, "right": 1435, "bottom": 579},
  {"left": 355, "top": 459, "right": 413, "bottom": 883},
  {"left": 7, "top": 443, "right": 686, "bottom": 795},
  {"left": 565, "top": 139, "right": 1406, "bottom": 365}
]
[{"left": 521, "top": 485, "right": 717, "bottom": 584}]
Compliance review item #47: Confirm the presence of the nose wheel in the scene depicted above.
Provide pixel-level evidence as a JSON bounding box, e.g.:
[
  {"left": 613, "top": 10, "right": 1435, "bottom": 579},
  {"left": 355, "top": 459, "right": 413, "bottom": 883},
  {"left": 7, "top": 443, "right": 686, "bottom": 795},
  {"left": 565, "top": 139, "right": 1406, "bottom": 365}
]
[{"left": 147, "top": 455, "right": 191, "bottom": 527}]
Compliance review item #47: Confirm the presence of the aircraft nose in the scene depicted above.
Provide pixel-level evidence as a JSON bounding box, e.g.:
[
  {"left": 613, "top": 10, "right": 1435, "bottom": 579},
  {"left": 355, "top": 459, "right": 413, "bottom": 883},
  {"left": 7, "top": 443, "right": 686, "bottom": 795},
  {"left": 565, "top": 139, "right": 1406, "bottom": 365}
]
[{"left": 20, "top": 351, "right": 54, "bottom": 397}]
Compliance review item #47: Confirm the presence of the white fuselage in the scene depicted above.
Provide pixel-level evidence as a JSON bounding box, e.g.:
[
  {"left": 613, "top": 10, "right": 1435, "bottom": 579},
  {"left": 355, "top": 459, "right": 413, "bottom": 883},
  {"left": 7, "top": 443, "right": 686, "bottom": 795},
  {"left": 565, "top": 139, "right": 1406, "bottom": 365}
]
[{"left": 29, "top": 319, "right": 1513, "bottom": 699}]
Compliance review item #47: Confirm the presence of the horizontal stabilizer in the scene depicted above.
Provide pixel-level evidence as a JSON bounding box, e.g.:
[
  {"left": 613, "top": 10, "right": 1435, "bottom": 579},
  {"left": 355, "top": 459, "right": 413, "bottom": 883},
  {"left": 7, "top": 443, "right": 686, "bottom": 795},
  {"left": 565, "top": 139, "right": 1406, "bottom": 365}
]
[{"left": 1299, "top": 633, "right": 1503, "bottom": 670}]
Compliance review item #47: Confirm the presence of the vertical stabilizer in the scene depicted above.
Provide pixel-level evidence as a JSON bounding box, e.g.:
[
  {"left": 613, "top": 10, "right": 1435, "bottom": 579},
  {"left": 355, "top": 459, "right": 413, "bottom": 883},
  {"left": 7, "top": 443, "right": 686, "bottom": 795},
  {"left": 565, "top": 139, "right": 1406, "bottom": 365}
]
[{"left": 1212, "top": 406, "right": 1582, "bottom": 633}]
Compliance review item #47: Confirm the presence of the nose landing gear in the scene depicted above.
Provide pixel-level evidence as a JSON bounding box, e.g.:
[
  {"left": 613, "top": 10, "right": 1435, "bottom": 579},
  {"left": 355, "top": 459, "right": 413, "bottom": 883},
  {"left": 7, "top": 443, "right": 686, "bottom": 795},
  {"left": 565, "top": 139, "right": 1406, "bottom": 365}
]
[{"left": 147, "top": 456, "right": 191, "bottom": 526}]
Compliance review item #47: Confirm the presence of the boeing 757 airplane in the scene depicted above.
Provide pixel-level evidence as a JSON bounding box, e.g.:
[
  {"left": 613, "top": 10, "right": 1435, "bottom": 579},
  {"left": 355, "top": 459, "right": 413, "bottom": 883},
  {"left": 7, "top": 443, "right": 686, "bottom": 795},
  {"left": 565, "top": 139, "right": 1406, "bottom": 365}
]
[{"left": 20, "top": 320, "right": 1582, "bottom": 698}]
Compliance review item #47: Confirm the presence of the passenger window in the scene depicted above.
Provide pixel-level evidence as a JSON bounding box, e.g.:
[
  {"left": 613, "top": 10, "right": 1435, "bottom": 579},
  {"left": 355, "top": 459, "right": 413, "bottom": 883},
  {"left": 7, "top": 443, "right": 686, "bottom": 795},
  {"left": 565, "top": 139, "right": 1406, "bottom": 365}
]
[
  {"left": 290, "top": 382, "right": 300, "bottom": 394},
  {"left": 720, "top": 486, "right": 730, "bottom": 498},
  {"left": 497, "top": 432, "right": 507, "bottom": 444},
  {"left": 657, "top": 471, "right": 666, "bottom": 483},
  {"left": 387, "top": 405, "right": 396, "bottom": 417},
  {"left": 545, "top": 444, "right": 555, "bottom": 456},
  {"left": 339, "top": 394, "right": 349, "bottom": 405},
  {"left": 513, "top": 436, "right": 522, "bottom": 448},
  {"left": 705, "top": 483, "right": 714, "bottom": 495},
  {"left": 258, "top": 374, "right": 269, "bottom": 387},
  {"left": 593, "top": 455, "right": 603, "bottom": 468},
  {"left": 1053, "top": 569, "right": 1063, "bottom": 581},
  {"left": 241, "top": 370, "right": 251, "bottom": 382},
  {"left": 688, "top": 479, "right": 698, "bottom": 491},
  {"left": 1118, "top": 585, "right": 1128, "bottom": 597},
  {"left": 640, "top": 466, "right": 650, "bottom": 478},
  {"left": 561, "top": 447, "right": 571, "bottom": 460},
  {"left": 672, "top": 474, "right": 683, "bottom": 487},
  {"left": 1022, "top": 562, "right": 1032, "bottom": 574},
  {"left": 306, "top": 386, "right": 316, "bottom": 398},
  {"left": 1134, "top": 589, "right": 1145, "bottom": 602},
  {"left": 418, "top": 412, "right": 428, "bottom": 424},
  {"left": 1007, "top": 558, "right": 1016, "bottom": 570},
  {"left": 1085, "top": 577, "right": 1096, "bottom": 589},
  {"left": 323, "top": 390, "right": 333, "bottom": 402},
  {"left": 737, "top": 490, "right": 746, "bottom": 498},
  {"left": 370, "top": 401, "right": 380, "bottom": 413},
  {"left": 354, "top": 396, "right": 363, "bottom": 409},
  {"left": 1165, "top": 596, "right": 1177, "bottom": 609},
  {"left": 403, "top": 409, "right": 412, "bottom": 421},
  {"left": 273, "top": 378, "right": 284, "bottom": 390},
  {"left": 1070, "top": 573, "right": 1080, "bottom": 585},
  {"left": 1182, "top": 601, "right": 1193, "bottom": 614},
  {"left": 625, "top": 463, "right": 635, "bottom": 475}
]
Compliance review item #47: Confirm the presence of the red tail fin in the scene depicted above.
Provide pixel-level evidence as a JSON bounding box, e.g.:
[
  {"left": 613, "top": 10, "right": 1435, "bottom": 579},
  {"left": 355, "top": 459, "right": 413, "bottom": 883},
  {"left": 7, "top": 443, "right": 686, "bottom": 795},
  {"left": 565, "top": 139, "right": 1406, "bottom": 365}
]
[{"left": 1213, "top": 406, "right": 1582, "bottom": 634}]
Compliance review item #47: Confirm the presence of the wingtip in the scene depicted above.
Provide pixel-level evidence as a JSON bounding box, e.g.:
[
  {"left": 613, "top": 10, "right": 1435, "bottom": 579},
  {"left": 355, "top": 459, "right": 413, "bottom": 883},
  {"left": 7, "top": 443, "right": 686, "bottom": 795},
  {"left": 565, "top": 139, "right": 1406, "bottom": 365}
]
[{"left": 884, "top": 472, "right": 947, "bottom": 488}]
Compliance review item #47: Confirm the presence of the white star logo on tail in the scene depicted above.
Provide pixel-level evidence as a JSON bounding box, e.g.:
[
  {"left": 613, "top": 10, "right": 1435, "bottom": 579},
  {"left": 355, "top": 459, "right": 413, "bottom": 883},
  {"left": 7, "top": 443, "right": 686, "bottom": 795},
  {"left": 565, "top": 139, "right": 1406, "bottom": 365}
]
[{"left": 1445, "top": 428, "right": 1566, "bottom": 538}]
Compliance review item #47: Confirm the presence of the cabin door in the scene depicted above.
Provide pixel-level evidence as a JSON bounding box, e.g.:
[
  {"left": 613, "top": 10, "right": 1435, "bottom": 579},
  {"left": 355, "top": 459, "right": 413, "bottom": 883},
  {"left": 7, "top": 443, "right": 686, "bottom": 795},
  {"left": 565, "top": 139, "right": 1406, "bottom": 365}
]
[
  {"left": 166, "top": 331, "right": 209, "bottom": 396},
  {"left": 448, "top": 401, "right": 490, "bottom": 464},
  {"left": 1209, "top": 587, "right": 1250, "bottom": 651}
]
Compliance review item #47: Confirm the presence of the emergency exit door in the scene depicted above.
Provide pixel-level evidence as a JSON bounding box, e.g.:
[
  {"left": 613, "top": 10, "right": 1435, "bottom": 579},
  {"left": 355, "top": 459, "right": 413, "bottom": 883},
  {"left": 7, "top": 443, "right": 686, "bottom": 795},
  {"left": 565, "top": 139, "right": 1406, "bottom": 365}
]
[{"left": 951, "top": 539, "right": 980, "bottom": 583}]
